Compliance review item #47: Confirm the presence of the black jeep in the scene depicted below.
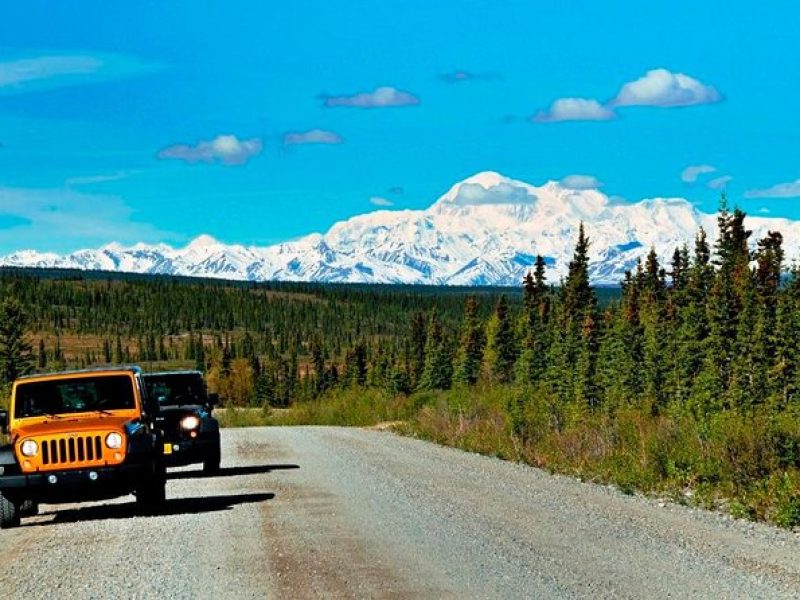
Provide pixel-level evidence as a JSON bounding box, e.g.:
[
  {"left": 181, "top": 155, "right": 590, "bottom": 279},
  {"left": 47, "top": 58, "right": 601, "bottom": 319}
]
[{"left": 143, "top": 371, "right": 221, "bottom": 474}]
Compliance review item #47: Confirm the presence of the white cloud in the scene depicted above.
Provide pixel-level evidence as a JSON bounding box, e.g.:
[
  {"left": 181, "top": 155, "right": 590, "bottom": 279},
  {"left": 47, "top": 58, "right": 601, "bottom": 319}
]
[
  {"left": 0, "top": 185, "right": 168, "bottom": 253},
  {"left": 560, "top": 174, "right": 603, "bottom": 190},
  {"left": 283, "top": 129, "right": 343, "bottom": 145},
  {"left": 453, "top": 182, "right": 536, "bottom": 205},
  {"left": 744, "top": 179, "right": 800, "bottom": 198},
  {"left": 65, "top": 171, "right": 137, "bottom": 187},
  {"left": 438, "top": 70, "right": 498, "bottom": 83},
  {"left": 533, "top": 98, "right": 616, "bottom": 123},
  {"left": 157, "top": 134, "right": 262, "bottom": 165},
  {"left": 0, "top": 56, "right": 103, "bottom": 87},
  {"left": 0, "top": 53, "right": 160, "bottom": 95},
  {"left": 707, "top": 175, "right": 733, "bottom": 190},
  {"left": 612, "top": 69, "right": 722, "bottom": 107},
  {"left": 369, "top": 197, "right": 394, "bottom": 207},
  {"left": 681, "top": 164, "right": 716, "bottom": 183},
  {"left": 322, "top": 86, "right": 420, "bottom": 108}
]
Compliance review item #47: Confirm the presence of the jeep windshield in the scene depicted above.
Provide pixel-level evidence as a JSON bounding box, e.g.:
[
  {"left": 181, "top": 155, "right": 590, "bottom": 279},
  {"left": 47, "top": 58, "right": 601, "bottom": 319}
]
[
  {"left": 145, "top": 374, "right": 207, "bottom": 407},
  {"left": 14, "top": 375, "right": 136, "bottom": 419}
]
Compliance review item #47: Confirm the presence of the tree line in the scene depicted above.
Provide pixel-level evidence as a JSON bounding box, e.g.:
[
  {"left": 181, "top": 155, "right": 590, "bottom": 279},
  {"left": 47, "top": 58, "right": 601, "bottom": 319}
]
[
  {"left": 2, "top": 200, "right": 798, "bottom": 422},
  {"left": 365, "top": 202, "right": 800, "bottom": 425},
  {"left": 0, "top": 267, "right": 513, "bottom": 403}
]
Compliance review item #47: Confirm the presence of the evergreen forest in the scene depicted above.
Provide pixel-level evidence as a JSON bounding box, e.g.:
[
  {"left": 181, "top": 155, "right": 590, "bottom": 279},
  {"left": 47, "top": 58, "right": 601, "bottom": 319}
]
[{"left": 1, "top": 202, "right": 799, "bottom": 527}]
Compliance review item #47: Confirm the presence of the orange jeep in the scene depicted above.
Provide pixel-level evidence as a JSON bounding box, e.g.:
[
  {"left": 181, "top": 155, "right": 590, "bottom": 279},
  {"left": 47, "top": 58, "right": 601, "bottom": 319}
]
[{"left": 0, "top": 366, "right": 166, "bottom": 527}]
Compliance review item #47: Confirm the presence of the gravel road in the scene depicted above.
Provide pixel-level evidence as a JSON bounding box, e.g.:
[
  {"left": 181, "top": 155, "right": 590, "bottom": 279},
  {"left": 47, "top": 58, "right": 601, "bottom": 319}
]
[{"left": 1, "top": 426, "right": 799, "bottom": 599}]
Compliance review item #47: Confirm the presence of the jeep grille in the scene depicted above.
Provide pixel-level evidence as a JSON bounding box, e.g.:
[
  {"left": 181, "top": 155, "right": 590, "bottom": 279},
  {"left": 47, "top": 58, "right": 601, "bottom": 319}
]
[{"left": 41, "top": 435, "right": 104, "bottom": 465}]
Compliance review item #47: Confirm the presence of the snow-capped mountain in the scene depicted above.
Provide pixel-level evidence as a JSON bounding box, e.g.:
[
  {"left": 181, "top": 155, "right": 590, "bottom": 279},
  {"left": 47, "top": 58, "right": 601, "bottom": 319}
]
[{"left": 3, "top": 171, "right": 800, "bottom": 286}]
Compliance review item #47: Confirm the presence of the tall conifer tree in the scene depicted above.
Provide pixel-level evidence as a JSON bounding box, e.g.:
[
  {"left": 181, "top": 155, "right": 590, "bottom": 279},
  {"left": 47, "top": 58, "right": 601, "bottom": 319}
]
[
  {"left": 453, "top": 296, "right": 485, "bottom": 386},
  {"left": 0, "top": 298, "right": 34, "bottom": 385}
]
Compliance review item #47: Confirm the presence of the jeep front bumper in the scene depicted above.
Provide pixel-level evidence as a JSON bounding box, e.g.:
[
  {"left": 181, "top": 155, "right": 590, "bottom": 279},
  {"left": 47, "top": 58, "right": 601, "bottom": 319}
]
[
  {"left": 163, "top": 433, "right": 219, "bottom": 467},
  {"left": 0, "top": 461, "right": 152, "bottom": 504}
]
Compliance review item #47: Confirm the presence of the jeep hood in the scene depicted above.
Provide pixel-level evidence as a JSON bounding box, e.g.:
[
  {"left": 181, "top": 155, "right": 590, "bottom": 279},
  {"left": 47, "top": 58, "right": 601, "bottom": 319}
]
[
  {"left": 13, "top": 415, "right": 135, "bottom": 438},
  {"left": 159, "top": 405, "right": 206, "bottom": 416}
]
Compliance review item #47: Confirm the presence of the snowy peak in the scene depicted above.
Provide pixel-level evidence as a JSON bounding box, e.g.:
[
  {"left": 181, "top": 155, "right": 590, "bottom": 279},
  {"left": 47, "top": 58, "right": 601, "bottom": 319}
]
[
  {"left": 186, "top": 234, "right": 222, "bottom": 250},
  {"left": 461, "top": 170, "right": 510, "bottom": 187},
  {"left": 3, "top": 171, "right": 800, "bottom": 286},
  {"left": 438, "top": 170, "right": 515, "bottom": 199},
  {"left": 432, "top": 171, "right": 535, "bottom": 210},
  {"left": 430, "top": 171, "right": 615, "bottom": 228}
]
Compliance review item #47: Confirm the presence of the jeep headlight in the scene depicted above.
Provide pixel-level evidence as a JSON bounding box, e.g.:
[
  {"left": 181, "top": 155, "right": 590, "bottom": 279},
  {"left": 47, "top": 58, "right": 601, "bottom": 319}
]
[
  {"left": 180, "top": 415, "right": 201, "bottom": 430},
  {"left": 105, "top": 432, "right": 123, "bottom": 449},
  {"left": 20, "top": 440, "right": 38, "bottom": 457}
]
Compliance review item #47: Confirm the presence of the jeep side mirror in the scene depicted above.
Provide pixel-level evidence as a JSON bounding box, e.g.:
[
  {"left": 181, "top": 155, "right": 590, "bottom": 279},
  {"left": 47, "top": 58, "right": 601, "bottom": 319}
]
[
  {"left": 208, "top": 393, "right": 219, "bottom": 407},
  {"left": 0, "top": 410, "right": 8, "bottom": 434}
]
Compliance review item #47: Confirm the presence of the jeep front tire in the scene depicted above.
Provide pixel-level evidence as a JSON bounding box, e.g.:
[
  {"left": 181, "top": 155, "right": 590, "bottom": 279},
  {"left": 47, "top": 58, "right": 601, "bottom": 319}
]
[
  {"left": 136, "top": 461, "right": 166, "bottom": 514},
  {"left": 19, "top": 500, "right": 39, "bottom": 518},
  {"left": 203, "top": 442, "right": 221, "bottom": 474}
]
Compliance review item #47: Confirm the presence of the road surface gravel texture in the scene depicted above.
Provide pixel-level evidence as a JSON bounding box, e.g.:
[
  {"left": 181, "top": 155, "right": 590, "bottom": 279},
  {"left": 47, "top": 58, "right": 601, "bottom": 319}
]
[{"left": 1, "top": 426, "right": 799, "bottom": 599}]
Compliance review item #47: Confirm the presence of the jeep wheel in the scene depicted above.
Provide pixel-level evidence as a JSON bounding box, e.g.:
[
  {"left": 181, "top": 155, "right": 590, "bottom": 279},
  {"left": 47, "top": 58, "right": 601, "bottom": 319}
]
[
  {"left": 203, "top": 444, "right": 221, "bottom": 474},
  {"left": 19, "top": 500, "right": 39, "bottom": 518},
  {"left": 136, "top": 463, "right": 167, "bottom": 514},
  {"left": 0, "top": 492, "right": 20, "bottom": 528}
]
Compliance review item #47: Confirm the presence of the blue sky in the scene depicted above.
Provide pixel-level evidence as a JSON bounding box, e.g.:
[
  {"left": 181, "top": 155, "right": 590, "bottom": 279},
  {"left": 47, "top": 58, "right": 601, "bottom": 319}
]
[{"left": 0, "top": 0, "right": 798, "bottom": 253}]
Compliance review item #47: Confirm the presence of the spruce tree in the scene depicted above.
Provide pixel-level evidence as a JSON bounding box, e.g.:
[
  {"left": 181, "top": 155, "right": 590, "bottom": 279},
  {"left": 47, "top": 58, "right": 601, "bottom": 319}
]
[
  {"left": 37, "top": 338, "right": 47, "bottom": 370},
  {"left": 483, "top": 296, "right": 517, "bottom": 384},
  {"left": 727, "top": 272, "right": 760, "bottom": 411},
  {"left": 639, "top": 249, "right": 667, "bottom": 411},
  {"left": 596, "top": 306, "right": 638, "bottom": 407},
  {"left": 755, "top": 231, "right": 783, "bottom": 319},
  {"left": 562, "top": 223, "right": 596, "bottom": 323},
  {"left": 388, "top": 359, "right": 412, "bottom": 395},
  {"left": 670, "top": 245, "right": 690, "bottom": 292},
  {"left": 368, "top": 344, "right": 392, "bottom": 388},
  {"left": 516, "top": 255, "right": 552, "bottom": 386},
  {"left": 345, "top": 341, "right": 368, "bottom": 387},
  {"left": 453, "top": 296, "right": 485, "bottom": 386},
  {"left": 310, "top": 342, "right": 326, "bottom": 394},
  {"left": 769, "top": 286, "right": 800, "bottom": 409},
  {"left": 560, "top": 224, "right": 599, "bottom": 408},
  {"left": 114, "top": 335, "right": 124, "bottom": 364},
  {"left": 255, "top": 368, "right": 274, "bottom": 407},
  {"left": 195, "top": 339, "right": 206, "bottom": 372},
  {"left": 409, "top": 312, "right": 427, "bottom": 388},
  {"left": 533, "top": 255, "right": 549, "bottom": 298},
  {"left": 671, "top": 230, "right": 714, "bottom": 409},
  {"left": 698, "top": 201, "right": 753, "bottom": 409},
  {"left": 0, "top": 298, "right": 34, "bottom": 384},
  {"left": 418, "top": 309, "right": 452, "bottom": 390}
]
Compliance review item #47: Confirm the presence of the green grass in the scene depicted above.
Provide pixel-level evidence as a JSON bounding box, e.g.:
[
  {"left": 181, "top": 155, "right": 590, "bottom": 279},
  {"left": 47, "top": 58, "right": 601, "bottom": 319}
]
[
  {"left": 237, "top": 384, "right": 800, "bottom": 529},
  {"left": 218, "top": 388, "right": 418, "bottom": 427},
  {"left": 215, "top": 406, "right": 273, "bottom": 428}
]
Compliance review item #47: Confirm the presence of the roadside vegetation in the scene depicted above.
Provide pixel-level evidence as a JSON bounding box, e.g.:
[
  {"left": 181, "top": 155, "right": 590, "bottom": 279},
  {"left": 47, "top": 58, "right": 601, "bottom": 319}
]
[{"left": 1, "top": 200, "right": 799, "bottom": 527}]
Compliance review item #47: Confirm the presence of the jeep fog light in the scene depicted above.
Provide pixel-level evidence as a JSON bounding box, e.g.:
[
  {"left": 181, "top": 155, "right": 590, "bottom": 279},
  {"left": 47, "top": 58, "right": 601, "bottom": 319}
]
[
  {"left": 20, "top": 440, "right": 38, "bottom": 457},
  {"left": 180, "top": 415, "right": 201, "bottom": 430},
  {"left": 105, "top": 432, "right": 123, "bottom": 449}
]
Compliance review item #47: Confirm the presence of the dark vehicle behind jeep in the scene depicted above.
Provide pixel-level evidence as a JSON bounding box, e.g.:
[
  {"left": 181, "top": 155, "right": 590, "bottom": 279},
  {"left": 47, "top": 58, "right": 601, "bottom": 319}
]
[{"left": 144, "top": 371, "right": 221, "bottom": 474}]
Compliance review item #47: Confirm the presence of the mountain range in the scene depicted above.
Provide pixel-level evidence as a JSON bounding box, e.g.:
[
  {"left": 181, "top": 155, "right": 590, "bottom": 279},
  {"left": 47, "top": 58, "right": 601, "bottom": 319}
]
[{"left": 3, "top": 171, "right": 798, "bottom": 286}]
